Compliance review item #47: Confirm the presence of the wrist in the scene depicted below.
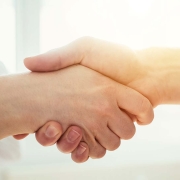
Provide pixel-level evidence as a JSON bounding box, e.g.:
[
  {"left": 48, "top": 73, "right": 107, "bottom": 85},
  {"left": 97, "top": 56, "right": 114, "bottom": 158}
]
[
  {"left": 136, "top": 48, "right": 180, "bottom": 106},
  {"left": 0, "top": 73, "right": 49, "bottom": 139},
  {"left": 0, "top": 75, "right": 23, "bottom": 138}
]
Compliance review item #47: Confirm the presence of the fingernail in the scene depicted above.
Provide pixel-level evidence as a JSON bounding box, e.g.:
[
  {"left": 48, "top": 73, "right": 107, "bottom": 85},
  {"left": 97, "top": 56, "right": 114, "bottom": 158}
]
[
  {"left": 67, "top": 129, "right": 80, "bottom": 142},
  {"left": 77, "top": 145, "right": 86, "bottom": 155},
  {"left": 45, "top": 125, "right": 59, "bottom": 138}
]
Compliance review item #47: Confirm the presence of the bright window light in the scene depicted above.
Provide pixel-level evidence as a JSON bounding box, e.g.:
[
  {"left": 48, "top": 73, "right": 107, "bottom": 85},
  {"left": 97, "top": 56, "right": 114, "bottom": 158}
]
[
  {"left": 128, "top": 0, "right": 153, "bottom": 14},
  {"left": 40, "top": 0, "right": 180, "bottom": 52},
  {"left": 0, "top": 0, "right": 16, "bottom": 72}
]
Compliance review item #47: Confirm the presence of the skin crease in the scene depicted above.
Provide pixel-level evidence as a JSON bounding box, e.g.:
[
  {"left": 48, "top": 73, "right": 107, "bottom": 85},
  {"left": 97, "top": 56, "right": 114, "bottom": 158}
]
[
  {"left": 0, "top": 65, "right": 153, "bottom": 159},
  {"left": 24, "top": 37, "right": 180, "bottom": 106},
  {"left": 35, "top": 122, "right": 89, "bottom": 163},
  {"left": 13, "top": 122, "right": 89, "bottom": 163},
  {"left": 23, "top": 37, "right": 180, "bottom": 163}
]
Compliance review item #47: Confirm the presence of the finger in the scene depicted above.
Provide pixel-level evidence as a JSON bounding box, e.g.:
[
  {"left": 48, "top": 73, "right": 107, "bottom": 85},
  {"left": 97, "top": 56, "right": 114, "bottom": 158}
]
[
  {"left": 35, "top": 121, "right": 63, "bottom": 146},
  {"left": 115, "top": 83, "right": 154, "bottom": 125},
  {"left": 24, "top": 40, "right": 83, "bottom": 72},
  {"left": 56, "top": 126, "right": 105, "bottom": 159},
  {"left": 56, "top": 126, "right": 82, "bottom": 154},
  {"left": 71, "top": 142, "right": 89, "bottom": 163},
  {"left": 24, "top": 37, "right": 109, "bottom": 72},
  {"left": 108, "top": 109, "right": 136, "bottom": 140},
  {"left": 89, "top": 142, "right": 106, "bottom": 159},
  {"left": 13, "top": 134, "right": 29, "bottom": 140},
  {"left": 95, "top": 127, "right": 121, "bottom": 151},
  {"left": 24, "top": 37, "right": 138, "bottom": 84},
  {"left": 82, "top": 133, "right": 106, "bottom": 159}
]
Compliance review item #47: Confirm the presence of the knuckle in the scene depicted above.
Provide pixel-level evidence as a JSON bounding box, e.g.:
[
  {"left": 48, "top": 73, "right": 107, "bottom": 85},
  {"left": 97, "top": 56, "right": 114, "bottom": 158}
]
[
  {"left": 138, "top": 97, "right": 154, "bottom": 125},
  {"left": 74, "top": 36, "right": 94, "bottom": 62},
  {"left": 78, "top": 36, "right": 93, "bottom": 44},
  {"left": 139, "top": 97, "right": 151, "bottom": 114},
  {"left": 108, "top": 139, "right": 121, "bottom": 151},
  {"left": 122, "top": 123, "right": 136, "bottom": 140},
  {"left": 90, "top": 146, "right": 106, "bottom": 159},
  {"left": 95, "top": 148, "right": 106, "bottom": 159},
  {"left": 87, "top": 120, "right": 101, "bottom": 136},
  {"left": 149, "top": 111, "right": 154, "bottom": 124},
  {"left": 95, "top": 101, "right": 113, "bottom": 119}
]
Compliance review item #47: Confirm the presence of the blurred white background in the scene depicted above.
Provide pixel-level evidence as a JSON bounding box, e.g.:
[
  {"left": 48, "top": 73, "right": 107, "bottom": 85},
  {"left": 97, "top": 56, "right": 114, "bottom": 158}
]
[{"left": 0, "top": 0, "right": 180, "bottom": 179}]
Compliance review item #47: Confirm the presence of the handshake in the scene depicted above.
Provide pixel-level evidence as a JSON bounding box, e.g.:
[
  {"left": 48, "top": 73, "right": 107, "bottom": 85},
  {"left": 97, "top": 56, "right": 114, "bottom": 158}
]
[{"left": 1, "top": 37, "right": 180, "bottom": 163}]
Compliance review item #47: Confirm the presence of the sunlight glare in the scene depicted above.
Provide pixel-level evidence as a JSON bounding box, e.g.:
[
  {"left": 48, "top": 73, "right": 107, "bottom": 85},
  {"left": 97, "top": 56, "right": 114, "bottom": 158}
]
[{"left": 128, "top": 0, "right": 153, "bottom": 14}]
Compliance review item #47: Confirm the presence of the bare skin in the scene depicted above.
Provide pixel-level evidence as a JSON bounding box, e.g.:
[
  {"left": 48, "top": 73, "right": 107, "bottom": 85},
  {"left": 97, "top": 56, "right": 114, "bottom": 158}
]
[
  {"left": 14, "top": 122, "right": 88, "bottom": 163},
  {"left": 0, "top": 65, "right": 153, "bottom": 160},
  {"left": 25, "top": 37, "right": 180, "bottom": 106},
  {"left": 35, "top": 122, "right": 89, "bottom": 163},
  {"left": 25, "top": 37, "right": 180, "bottom": 162}
]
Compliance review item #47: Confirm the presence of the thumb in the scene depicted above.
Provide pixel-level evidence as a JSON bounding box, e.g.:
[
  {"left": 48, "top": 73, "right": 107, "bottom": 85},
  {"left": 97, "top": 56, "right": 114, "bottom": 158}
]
[
  {"left": 24, "top": 37, "right": 140, "bottom": 85},
  {"left": 24, "top": 38, "right": 84, "bottom": 72}
]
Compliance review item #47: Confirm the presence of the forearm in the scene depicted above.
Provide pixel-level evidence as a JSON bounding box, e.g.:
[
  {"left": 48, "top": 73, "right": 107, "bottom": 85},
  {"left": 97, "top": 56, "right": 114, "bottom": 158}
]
[
  {"left": 0, "top": 73, "right": 47, "bottom": 139},
  {"left": 0, "top": 75, "right": 21, "bottom": 138}
]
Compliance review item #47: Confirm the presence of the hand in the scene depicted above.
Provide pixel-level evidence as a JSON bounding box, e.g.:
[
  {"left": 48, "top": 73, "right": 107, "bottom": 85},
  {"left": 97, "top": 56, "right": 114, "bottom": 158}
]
[
  {"left": 24, "top": 36, "right": 163, "bottom": 107},
  {"left": 14, "top": 122, "right": 89, "bottom": 163},
  {"left": 1, "top": 65, "right": 153, "bottom": 159}
]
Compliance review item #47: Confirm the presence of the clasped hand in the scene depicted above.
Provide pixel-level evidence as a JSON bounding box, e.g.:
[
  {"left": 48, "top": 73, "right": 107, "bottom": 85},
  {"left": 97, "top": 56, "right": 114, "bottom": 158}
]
[{"left": 12, "top": 37, "right": 155, "bottom": 163}]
